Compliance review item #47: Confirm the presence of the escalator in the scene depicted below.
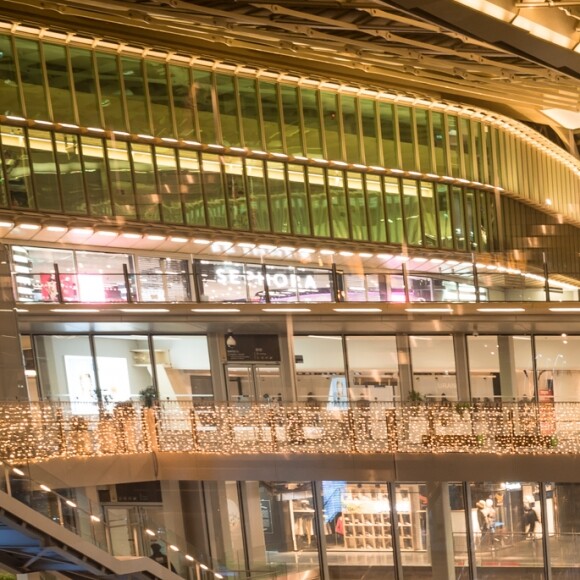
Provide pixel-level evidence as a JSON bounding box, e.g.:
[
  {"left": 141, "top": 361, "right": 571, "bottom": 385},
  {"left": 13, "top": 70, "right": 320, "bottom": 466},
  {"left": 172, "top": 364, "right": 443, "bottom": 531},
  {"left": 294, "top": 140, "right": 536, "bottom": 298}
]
[{"left": 0, "top": 476, "right": 186, "bottom": 579}]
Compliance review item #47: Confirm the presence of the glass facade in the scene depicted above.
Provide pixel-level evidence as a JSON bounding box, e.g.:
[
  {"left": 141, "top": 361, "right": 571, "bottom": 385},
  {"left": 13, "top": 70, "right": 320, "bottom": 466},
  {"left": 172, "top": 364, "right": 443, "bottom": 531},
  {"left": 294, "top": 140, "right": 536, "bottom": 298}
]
[
  {"left": 27, "top": 329, "right": 580, "bottom": 404},
  {"left": 0, "top": 29, "right": 579, "bottom": 276}
]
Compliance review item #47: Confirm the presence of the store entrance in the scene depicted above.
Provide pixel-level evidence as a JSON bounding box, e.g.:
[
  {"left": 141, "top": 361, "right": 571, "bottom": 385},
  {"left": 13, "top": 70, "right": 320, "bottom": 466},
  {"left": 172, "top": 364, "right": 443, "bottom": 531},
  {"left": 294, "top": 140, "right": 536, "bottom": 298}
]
[{"left": 225, "top": 364, "right": 282, "bottom": 402}]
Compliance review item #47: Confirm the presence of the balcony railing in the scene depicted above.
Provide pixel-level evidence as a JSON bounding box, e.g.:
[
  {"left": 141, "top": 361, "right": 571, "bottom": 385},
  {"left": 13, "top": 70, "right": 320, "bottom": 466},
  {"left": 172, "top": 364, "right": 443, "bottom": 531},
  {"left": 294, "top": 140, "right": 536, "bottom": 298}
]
[{"left": 0, "top": 401, "right": 574, "bottom": 461}]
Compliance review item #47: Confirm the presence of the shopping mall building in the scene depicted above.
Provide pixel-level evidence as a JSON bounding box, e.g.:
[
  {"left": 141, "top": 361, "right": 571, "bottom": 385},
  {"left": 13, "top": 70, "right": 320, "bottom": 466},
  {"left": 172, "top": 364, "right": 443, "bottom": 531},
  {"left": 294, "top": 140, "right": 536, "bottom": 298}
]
[{"left": 1, "top": 0, "right": 580, "bottom": 578}]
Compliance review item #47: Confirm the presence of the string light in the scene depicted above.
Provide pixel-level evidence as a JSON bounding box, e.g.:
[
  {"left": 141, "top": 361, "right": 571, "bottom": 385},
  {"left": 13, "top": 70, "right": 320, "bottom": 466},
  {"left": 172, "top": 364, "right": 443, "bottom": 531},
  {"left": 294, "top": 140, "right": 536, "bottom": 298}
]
[{"left": 0, "top": 401, "right": 570, "bottom": 459}]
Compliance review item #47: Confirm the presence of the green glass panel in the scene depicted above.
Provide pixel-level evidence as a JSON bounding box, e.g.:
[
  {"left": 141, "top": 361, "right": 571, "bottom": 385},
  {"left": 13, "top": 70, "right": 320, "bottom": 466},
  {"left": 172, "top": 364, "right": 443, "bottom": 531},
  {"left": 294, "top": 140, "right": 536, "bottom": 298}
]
[
  {"left": 121, "top": 57, "right": 151, "bottom": 134},
  {"left": 420, "top": 181, "right": 437, "bottom": 247},
  {"left": 223, "top": 156, "right": 248, "bottom": 230},
  {"left": 448, "top": 116, "right": 460, "bottom": 177},
  {"left": 216, "top": 74, "right": 240, "bottom": 146},
  {"left": 266, "top": 161, "right": 290, "bottom": 233},
  {"left": 473, "top": 121, "right": 484, "bottom": 183},
  {"left": 484, "top": 125, "right": 494, "bottom": 185},
  {"left": 178, "top": 149, "right": 205, "bottom": 226},
  {"left": 193, "top": 70, "right": 217, "bottom": 144},
  {"left": 245, "top": 158, "right": 270, "bottom": 232},
  {"left": 451, "top": 185, "right": 466, "bottom": 250},
  {"left": 380, "top": 103, "right": 397, "bottom": 168},
  {"left": 489, "top": 193, "right": 499, "bottom": 251},
  {"left": 146, "top": 61, "right": 172, "bottom": 137},
  {"left": 79, "top": 136, "right": 112, "bottom": 216},
  {"left": 397, "top": 106, "right": 415, "bottom": 171},
  {"left": 346, "top": 172, "right": 368, "bottom": 241},
  {"left": 301, "top": 89, "right": 323, "bottom": 158},
  {"left": 327, "top": 169, "right": 348, "bottom": 239},
  {"left": 0, "top": 130, "right": 9, "bottom": 206},
  {"left": 465, "top": 188, "right": 477, "bottom": 250},
  {"left": 384, "top": 176, "right": 403, "bottom": 244},
  {"left": 28, "top": 129, "right": 60, "bottom": 211},
  {"left": 341, "top": 95, "right": 360, "bottom": 163},
  {"left": 0, "top": 35, "right": 22, "bottom": 116},
  {"left": 55, "top": 132, "right": 86, "bottom": 214},
  {"left": 287, "top": 164, "right": 311, "bottom": 235},
  {"left": 415, "top": 108, "right": 431, "bottom": 173},
  {"left": 281, "top": 85, "right": 303, "bottom": 155},
  {"left": 306, "top": 166, "right": 329, "bottom": 237},
  {"left": 402, "top": 179, "right": 421, "bottom": 246},
  {"left": 1, "top": 125, "right": 32, "bottom": 208},
  {"left": 460, "top": 118, "right": 473, "bottom": 181},
  {"left": 15, "top": 38, "right": 49, "bottom": 119},
  {"left": 70, "top": 48, "right": 101, "bottom": 128},
  {"left": 360, "top": 99, "right": 379, "bottom": 166},
  {"left": 201, "top": 153, "right": 227, "bottom": 228},
  {"left": 169, "top": 64, "right": 195, "bottom": 139},
  {"left": 260, "top": 82, "right": 283, "bottom": 152},
  {"left": 107, "top": 139, "right": 136, "bottom": 218},
  {"left": 96, "top": 53, "right": 126, "bottom": 131},
  {"left": 238, "top": 78, "right": 262, "bottom": 149},
  {"left": 43, "top": 43, "right": 75, "bottom": 124},
  {"left": 436, "top": 184, "right": 452, "bottom": 249},
  {"left": 432, "top": 112, "right": 447, "bottom": 175},
  {"left": 478, "top": 190, "right": 489, "bottom": 252},
  {"left": 365, "top": 173, "right": 386, "bottom": 242},
  {"left": 131, "top": 142, "right": 159, "bottom": 222},
  {"left": 321, "top": 92, "right": 341, "bottom": 161},
  {"left": 155, "top": 146, "right": 183, "bottom": 224}
]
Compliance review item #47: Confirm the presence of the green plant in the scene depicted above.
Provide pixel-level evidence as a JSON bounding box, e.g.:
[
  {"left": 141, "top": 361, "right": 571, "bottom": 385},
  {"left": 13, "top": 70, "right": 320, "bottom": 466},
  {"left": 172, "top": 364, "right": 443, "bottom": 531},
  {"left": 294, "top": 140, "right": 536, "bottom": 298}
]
[
  {"left": 550, "top": 436, "right": 558, "bottom": 448},
  {"left": 139, "top": 385, "right": 158, "bottom": 408},
  {"left": 455, "top": 402, "right": 470, "bottom": 416},
  {"left": 408, "top": 390, "right": 423, "bottom": 403}
]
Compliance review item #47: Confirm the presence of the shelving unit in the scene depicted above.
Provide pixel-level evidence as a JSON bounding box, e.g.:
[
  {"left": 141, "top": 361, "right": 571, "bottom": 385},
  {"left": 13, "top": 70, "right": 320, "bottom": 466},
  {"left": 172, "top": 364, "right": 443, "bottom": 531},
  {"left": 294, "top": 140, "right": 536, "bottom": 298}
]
[{"left": 340, "top": 484, "right": 423, "bottom": 552}]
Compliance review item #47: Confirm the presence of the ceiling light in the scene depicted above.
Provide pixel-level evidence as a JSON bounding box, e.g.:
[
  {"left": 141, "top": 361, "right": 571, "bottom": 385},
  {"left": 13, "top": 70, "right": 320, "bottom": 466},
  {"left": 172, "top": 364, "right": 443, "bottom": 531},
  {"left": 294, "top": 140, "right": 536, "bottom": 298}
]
[
  {"left": 339, "top": 251, "right": 354, "bottom": 257},
  {"left": 18, "top": 223, "right": 41, "bottom": 230},
  {"left": 377, "top": 254, "right": 393, "bottom": 260},
  {"left": 320, "top": 249, "right": 335, "bottom": 255},
  {"left": 358, "top": 252, "right": 373, "bottom": 258},
  {"left": 333, "top": 308, "right": 382, "bottom": 313},
  {"left": 261, "top": 308, "right": 311, "bottom": 312},
  {"left": 549, "top": 307, "right": 580, "bottom": 312},
  {"left": 405, "top": 307, "right": 453, "bottom": 313},
  {"left": 122, "top": 232, "right": 142, "bottom": 239},
  {"left": 96, "top": 230, "right": 118, "bottom": 237},
  {"left": 0, "top": 221, "right": 14, "bottom": 228},
  {"left": 40, "top": 484, "right": 51, "bottom": 492},
  {"left": 119, "top": 308, "right": 169, "bottom": 313},
  {"left": 476, "top": 307, "right": 526, "bottom": 313},
  {"left": 237, "top": 243, "right": 256, "bottom": 249},
  {"left": 46, "top": 225, "right": 68, "bottom": 232},
  {"left": 258, "top": 244, "right": 277, "bottom": 250},
  {"left": 191, "top": 308, "right": 241, "bottom": 313},
  {"left": 50, "top": 308, "right": 100, "bottom": 313},
  {"left": 194, "top": 239, "right": 211, "bottom": 244},
  {"left": 146, "top": 234, "right": 166, "bottom": 241},
  {"left": 145, "top": 529, "right": 156, "bottom": 537},
  {"left": 170, "top": 237, "right": 188, "bottom": 243},
  {"left": 185, "top": 555, "right": 195, "bottom": 562},
  {"left": 169, "top": 545, "right": 179, "bottom": 552}
]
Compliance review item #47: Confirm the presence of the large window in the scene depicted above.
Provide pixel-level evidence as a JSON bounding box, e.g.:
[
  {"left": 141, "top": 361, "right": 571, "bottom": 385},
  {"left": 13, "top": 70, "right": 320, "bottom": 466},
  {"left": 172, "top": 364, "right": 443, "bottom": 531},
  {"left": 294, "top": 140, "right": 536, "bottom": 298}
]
[
  {"left": 294, "top": 336, "right": 346, "bottom": 404},
  {"left": 410, "top": 335, "right": 457, "bottom": 401}
]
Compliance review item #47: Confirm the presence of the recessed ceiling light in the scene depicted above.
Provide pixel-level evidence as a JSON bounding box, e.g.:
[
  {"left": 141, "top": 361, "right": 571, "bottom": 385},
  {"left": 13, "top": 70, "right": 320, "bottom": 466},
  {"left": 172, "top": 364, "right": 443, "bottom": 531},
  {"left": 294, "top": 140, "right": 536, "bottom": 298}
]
[
  {"left": 18, "top": 223, "right": 41, "bottom": 230},
  {"left": 333, "top": 308, "right": 382, "bottom": 313},
  {"left": 476, "top": 307, "right": 526, "bottom": 313},
  {"left": 262, "top": 308, "right": 311, "bottom": 313},
  {"left": 50, "top": 308, "right": 100, "bottom": 313},
  {"left": 170, "top": 237, "right": 188, "bottom": 243},
  {"left": 146, "top": 234, "right": 166, "bottom": 241},
  {"left": 405, "top": 307, "right": 453, "bottom": 313},
  {"left": 0, "top": 221, "right": 14, "bottom": 228},
  {"left": 119, "top": 308, "right": 169, "bottom": 313},
  {"left": 191, "top": 308, "right": 241, "bottom": 313}
]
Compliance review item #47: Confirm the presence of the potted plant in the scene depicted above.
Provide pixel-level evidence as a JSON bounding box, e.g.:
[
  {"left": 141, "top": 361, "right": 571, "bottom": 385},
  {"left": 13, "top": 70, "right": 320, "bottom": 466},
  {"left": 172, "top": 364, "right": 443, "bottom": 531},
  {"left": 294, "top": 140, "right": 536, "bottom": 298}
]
[{"left": 139, "top": 385, "right": 158, "bottom": 408}]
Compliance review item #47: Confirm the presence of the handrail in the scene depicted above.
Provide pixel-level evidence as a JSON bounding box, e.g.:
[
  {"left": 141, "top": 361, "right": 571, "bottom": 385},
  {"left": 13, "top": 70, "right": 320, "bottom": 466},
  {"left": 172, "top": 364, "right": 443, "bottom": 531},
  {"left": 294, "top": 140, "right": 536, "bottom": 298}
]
[
  {"left": 0, "top": 455, "right": 231, "bottom": 578},
  {"left": 0, "top": 400, "right": 575, "bottom": 460}
]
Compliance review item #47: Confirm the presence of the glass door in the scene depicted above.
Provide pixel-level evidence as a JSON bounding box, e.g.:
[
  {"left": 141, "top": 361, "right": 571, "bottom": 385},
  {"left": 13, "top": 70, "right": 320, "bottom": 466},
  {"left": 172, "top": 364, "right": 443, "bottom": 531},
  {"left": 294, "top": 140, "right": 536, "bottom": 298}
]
[{"left": 225, "top": 364, "right": 281, "bottom": 402}]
